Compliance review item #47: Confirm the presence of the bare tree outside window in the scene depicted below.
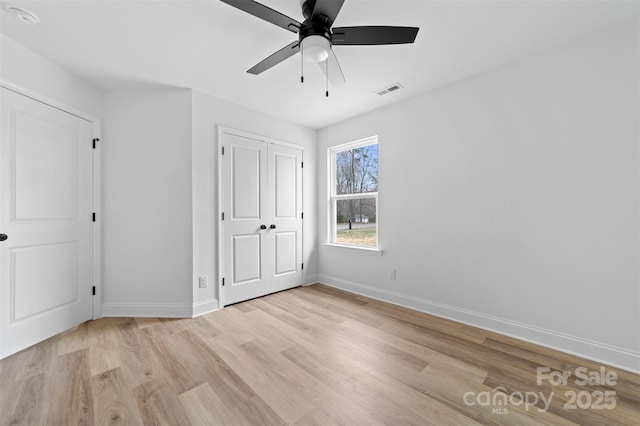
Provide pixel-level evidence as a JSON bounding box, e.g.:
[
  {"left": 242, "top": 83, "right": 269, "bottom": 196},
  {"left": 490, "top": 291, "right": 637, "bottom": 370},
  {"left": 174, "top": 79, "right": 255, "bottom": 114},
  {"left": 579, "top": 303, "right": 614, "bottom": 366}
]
[
  {"left": 330, "top": 140, "right": 378, "bottom": 247},
  {"left": 335, "top": 145, "right": 378, "bottom": 195}
]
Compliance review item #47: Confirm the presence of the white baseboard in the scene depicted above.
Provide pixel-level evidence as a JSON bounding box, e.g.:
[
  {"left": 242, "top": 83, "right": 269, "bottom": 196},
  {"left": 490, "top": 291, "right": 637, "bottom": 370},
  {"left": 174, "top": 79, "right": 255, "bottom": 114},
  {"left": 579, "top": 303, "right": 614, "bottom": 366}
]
[
  {"left": 303, "top": 275, "right": 319, "bottom": 286},
  {"left": 316, "top": 274, "right": 640, "bottom": 374},
  {"left": 101, "top": 299, "right": 219, "bottom": 319},
  {"left": 192, "top": 298, "right": 219, "bottom": 317},
  {"left": 101, "top": 303, "right": 192, "bottom": 318}
]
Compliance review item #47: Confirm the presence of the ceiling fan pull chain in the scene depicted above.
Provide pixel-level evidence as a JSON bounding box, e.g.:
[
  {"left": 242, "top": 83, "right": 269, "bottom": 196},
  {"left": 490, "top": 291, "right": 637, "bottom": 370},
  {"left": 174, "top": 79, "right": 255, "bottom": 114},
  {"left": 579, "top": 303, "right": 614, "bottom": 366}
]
[
  {"left": 301, "top": 42, "right": 304, "bottom": 83},
  {"left": 325, "top": 59, "right": 329, "bottom": 97},
  {"left": 326, "top": 66, "right": 329, "bottom": 97}
]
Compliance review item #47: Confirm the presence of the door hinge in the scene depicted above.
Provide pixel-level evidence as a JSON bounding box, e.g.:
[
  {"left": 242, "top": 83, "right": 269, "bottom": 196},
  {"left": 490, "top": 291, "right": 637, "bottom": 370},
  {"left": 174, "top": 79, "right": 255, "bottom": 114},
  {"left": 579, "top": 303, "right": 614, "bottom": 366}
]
[
  {"left": 301, "top": 161, "right": 303, "bottom": 168},
  {"left": 301, "top": 263, "right": 304, "bottom": 270},
  {"left": 92, "top": 286, "right": 96, "bottom": 296},
  {"left": 221, "top": 146, "right": 225, "bottom": 155},
  {"left": 301, "top": 212, "right": 304, "bottom": 219},
  {"left": 221, "top": 212, "right": 225, "bottom": 221},
  {"left": 222, "top": 277, "right": 225, "bottom": 286},
  {"left": 92, "top": 212, "right": 96, "bottom": 222},
  {"left": 92, "top": 138, "right": 100, "bottom": 149}
]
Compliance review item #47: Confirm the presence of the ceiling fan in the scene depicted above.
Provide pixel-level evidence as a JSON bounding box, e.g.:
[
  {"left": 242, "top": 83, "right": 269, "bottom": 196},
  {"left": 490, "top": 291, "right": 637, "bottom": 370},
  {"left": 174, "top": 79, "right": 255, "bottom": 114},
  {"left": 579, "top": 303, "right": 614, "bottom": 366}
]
[{"left": 220, "top": 0, "right": 419, "bottom": 95}]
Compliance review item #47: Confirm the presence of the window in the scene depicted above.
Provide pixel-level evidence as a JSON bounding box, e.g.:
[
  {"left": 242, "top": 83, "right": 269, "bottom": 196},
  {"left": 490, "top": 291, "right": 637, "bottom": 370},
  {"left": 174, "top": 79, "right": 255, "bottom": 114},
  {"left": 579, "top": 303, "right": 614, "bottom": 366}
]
[{"left": 329, "top": 136, "right": 378, "bottom": 249}]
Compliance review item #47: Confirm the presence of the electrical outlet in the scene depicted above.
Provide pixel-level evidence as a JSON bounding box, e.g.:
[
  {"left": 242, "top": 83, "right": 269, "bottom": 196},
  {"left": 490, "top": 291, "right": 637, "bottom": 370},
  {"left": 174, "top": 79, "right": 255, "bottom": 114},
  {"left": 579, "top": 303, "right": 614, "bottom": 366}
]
[
  {"left": 388, "top": 269, "right": 396, "bottom": 280},
  {"left": 199, "top": 275, "right": 208, "bottom": 288}
]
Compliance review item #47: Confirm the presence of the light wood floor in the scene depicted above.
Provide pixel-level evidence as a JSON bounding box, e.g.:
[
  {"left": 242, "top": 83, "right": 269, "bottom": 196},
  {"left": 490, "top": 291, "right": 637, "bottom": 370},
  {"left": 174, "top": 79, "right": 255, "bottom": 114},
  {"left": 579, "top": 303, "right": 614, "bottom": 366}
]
[{"left": 1, "top": 284, "right": 638, "bottom": 425}]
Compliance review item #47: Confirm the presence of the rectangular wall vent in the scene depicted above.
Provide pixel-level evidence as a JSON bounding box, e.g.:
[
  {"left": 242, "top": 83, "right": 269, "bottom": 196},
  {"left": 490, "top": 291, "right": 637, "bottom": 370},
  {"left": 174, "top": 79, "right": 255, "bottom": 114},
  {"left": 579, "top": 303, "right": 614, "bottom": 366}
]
[{"left": 375, "top": 83, "right": 404, "bottom": 96}]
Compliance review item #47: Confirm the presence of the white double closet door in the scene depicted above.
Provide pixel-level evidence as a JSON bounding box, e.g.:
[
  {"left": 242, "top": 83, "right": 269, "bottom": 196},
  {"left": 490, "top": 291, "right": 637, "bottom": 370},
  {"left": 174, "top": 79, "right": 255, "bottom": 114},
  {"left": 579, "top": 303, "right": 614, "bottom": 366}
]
[{"left": 221, "top": 131, "right": 303, "bottom": 306}]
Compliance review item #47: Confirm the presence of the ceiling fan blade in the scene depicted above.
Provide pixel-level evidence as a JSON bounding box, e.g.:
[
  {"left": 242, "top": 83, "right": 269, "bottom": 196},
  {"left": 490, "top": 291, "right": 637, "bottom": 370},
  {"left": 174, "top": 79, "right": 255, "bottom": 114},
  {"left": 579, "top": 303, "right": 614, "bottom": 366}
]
[
  {"left": 220, "top": 0, "right": 302, "bottom": 33},
  {"left": 247, "top": 41, "right": 301, "bottom": 75},
  {"left": 310, "top": 0, "right": 345, "bottom": 27},
  {"left": 332, "top": 26, "right": 419, "bottom": 45},
  {"left": 319, "top": 48, "right": 346, "bottom": 86}
]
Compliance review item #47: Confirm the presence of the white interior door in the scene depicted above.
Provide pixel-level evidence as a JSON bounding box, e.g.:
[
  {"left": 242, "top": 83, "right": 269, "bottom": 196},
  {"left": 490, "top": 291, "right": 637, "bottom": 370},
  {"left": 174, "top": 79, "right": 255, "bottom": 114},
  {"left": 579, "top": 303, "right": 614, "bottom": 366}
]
[
  {"left": 221, "top": 133, "right": 269, "bottom": 305},
  {"left": 0, "top": 87, "right": 94, "bottom": 358},
  {"left": 221, "top": 131, "right": 302, "bottom": 306},
  {"left": 268, "top": 143, "right": 303, "bottom": 294}
]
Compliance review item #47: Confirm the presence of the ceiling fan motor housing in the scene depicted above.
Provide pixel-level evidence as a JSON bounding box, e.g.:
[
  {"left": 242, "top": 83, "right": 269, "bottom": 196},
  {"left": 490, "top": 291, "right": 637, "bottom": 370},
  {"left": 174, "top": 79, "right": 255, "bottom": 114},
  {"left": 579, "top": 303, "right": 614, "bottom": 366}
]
[{"left": 299, "top": 18, "right": 331, "bottom": 45}]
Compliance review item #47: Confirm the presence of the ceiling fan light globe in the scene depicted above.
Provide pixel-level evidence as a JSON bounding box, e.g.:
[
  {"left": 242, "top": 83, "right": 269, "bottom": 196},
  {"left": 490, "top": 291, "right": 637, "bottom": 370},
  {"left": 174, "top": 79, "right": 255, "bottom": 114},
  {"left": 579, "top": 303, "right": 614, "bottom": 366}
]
[{"left": 302, "top": 35, "right": 330, "bottom": 63}]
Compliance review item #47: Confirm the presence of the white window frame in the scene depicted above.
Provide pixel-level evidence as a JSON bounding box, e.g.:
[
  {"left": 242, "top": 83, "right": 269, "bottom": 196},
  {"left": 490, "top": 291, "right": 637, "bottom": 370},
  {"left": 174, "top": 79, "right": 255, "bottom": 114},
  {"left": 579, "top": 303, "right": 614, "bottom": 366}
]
[{"left": 328, "top": 136, "right": 379, "bottom": 251}]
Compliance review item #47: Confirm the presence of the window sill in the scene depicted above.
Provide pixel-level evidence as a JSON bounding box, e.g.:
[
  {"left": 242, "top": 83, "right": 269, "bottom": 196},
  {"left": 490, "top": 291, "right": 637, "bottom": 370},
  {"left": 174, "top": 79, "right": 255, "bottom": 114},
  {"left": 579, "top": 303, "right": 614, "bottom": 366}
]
[{"left": 322, "top": 243, "right": 383, "bottom": 256}]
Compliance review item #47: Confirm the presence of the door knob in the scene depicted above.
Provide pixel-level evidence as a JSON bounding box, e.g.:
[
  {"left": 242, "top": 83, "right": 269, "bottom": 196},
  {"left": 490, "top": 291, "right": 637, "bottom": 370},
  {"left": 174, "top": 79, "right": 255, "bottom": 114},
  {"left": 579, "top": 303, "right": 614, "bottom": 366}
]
[
  {"left": 0, "top": 234, "right": 7, "bottom": 241},
  {"left": 260, "top": 224, "right": 267, "bottom": 230},
  {"left": 269, "top": 224, "right": 276, "bottom": 229}
]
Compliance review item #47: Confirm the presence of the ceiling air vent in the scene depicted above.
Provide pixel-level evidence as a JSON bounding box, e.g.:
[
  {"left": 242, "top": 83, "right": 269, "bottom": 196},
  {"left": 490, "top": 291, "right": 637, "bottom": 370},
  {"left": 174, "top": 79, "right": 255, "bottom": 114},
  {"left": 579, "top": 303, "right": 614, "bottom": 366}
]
[{"left": 375, "top": 83, "right": 403, "bottom": 96}]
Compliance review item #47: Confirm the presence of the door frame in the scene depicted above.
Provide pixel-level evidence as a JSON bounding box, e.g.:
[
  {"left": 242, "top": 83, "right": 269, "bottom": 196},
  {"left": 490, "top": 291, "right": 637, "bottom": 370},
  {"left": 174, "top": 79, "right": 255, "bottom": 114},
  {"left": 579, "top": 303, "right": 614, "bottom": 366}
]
[
  {"left": 217, "top": 126, "right": 305, "bottom": 308},
  {"left": 1, "top": 80, "right": 103, "bottom": 319}
]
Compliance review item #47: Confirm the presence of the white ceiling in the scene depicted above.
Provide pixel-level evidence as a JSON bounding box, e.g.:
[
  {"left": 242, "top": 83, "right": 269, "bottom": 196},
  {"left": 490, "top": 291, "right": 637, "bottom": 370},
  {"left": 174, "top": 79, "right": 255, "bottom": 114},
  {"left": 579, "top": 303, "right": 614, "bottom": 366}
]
[{"left": 1, "top": 0, "right": 638, "bottom": 128}]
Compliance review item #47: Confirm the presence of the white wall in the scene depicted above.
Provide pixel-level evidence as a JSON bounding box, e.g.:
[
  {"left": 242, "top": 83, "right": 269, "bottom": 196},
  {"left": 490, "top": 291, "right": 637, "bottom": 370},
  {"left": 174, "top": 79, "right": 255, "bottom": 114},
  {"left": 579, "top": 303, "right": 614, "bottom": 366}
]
[
  {"left": 317, "top": 20, "right": 639, "bottom": 372},
  {"left": 102, "top": 89, "right": 193, "bottom": 316},
  {"left": 101, "top": 89, "right": 316, "bottom": 317},
  {"left": 0, "top": 35, "right": 102, "bottom": 118},
  {"left": 191, "top": 91, "right": 318, "bottom": 312}
]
